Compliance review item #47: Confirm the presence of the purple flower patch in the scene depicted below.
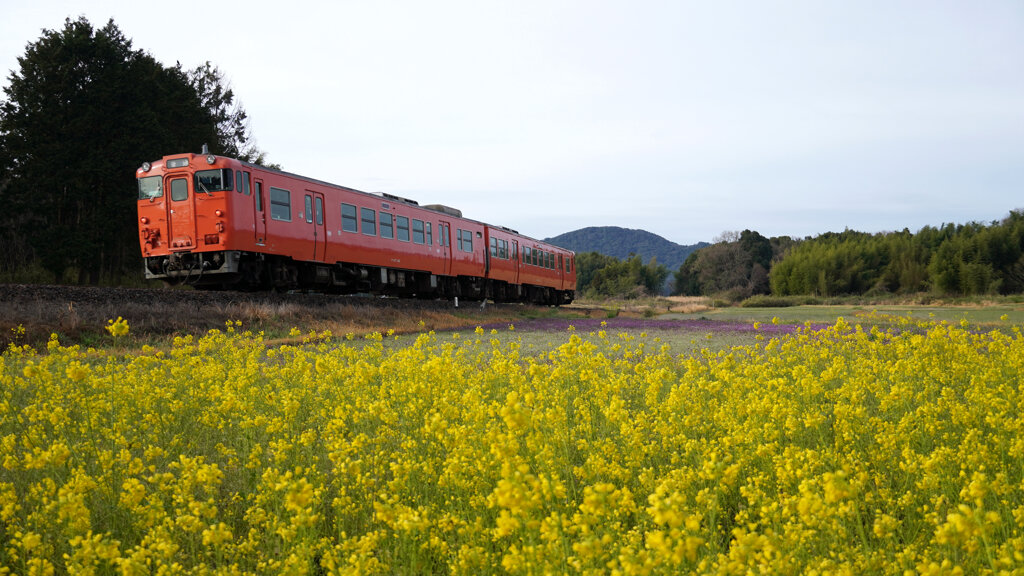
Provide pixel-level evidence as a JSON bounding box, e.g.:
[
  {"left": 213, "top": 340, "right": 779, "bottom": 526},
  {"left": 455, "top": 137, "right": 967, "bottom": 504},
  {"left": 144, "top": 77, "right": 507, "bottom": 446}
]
[{"left": 481, "top": 317, "right": 818, "bottom": 335}]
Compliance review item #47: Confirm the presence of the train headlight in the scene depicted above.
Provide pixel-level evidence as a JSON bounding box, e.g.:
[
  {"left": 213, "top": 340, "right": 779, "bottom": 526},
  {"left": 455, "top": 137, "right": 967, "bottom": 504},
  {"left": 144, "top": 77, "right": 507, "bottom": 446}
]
[
  {"left": 206, "top": 155, "right": 216, "bottom": 165},
  {"left": 141, "top": 162, "right": 151, "bottom": 173},
  {"left": 140, "top": 217, "right": 149, "bottom": 224},
  {"left": 214, "top": 209, "right": 224, "bottom": 217}
]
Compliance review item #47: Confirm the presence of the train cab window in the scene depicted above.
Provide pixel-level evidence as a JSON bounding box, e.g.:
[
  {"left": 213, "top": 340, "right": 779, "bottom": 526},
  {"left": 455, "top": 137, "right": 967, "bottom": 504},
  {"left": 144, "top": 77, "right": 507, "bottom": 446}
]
[
  {"left": 235, "top": 171, "right": 242, "bottom": 193},
  {"left": 413, "top": 219, "right": 425, "bottom": 244},
  {"left": 304, "top": 196, "right": 313, "bottom": 223},
  {"left": 380, "top": 213, "right": 394, "bottom": 239},
  {"left": 341, "top": 203, "right": 357, "bottom": 232},
  {"left": 270, "top": 187, "right": 291, "bottom": 221},
  {"left": 242, "top": 172, "right": 251, "bottom": 196},
  {"left": 170, "top": 178, "right": 188, "bottom": 201},
  {"left": 361, "top": 207, "right": 376, "bottom": 236},
  {"left": 196, "top": 169, "right": 233, "bottom": 193},
  {"left": 426, "top": 223, "right": 433, "bottom": 245},
  {"left": 138, "top": 176, "right": 163, "bottom": 200},
  {"left": 397, "top": 217, "right": 410, "bottom": 242}
]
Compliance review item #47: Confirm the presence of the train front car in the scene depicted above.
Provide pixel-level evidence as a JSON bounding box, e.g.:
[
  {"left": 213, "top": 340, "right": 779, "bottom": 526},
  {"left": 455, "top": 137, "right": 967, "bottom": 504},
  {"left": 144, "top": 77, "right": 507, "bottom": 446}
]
[{"left": 137, "top": 152, "right": 245, "bottom": 286}]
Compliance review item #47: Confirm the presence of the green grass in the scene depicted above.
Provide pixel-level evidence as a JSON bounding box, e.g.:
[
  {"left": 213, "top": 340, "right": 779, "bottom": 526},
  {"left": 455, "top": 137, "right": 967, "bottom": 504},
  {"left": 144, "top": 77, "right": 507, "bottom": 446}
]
[{"left": 661, "top": 303, "right": 1024, "bottom": 327}]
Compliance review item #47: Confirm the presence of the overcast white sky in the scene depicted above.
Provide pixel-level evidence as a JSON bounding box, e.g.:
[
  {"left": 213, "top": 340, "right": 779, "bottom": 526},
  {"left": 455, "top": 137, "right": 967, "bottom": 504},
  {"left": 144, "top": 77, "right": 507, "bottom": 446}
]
[{"left": 2, "top": 1, "right": 1022, "bottom": 245}]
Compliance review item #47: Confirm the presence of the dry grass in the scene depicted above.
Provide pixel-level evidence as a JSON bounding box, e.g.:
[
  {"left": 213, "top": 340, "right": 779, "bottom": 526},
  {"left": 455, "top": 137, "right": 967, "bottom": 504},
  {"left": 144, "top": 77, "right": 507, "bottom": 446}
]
[
  {"left": 569, "top": 295, "right": 714, "bottom": 318},
  {"left": 0, "top": 285, "right": 556, "bottom": 349}
]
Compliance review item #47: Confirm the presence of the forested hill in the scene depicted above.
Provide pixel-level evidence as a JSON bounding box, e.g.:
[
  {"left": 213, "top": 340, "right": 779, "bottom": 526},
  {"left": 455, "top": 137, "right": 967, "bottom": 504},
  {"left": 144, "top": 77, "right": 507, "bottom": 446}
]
[{"left": 545, "top": 226, "right": 708, "bottom": 271}]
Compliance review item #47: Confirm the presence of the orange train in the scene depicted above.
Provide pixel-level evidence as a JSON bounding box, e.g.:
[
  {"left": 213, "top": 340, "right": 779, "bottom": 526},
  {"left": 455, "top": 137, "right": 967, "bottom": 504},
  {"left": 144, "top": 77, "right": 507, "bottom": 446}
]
[{"left": 136, "top": 150, "right": 576, "bottom": 304}]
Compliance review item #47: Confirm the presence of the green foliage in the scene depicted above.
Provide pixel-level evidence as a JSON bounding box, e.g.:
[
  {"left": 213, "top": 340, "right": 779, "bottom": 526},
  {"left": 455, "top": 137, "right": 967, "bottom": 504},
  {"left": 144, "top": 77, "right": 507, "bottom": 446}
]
[
  {"left": 576, "top": 252, "right": 669, "bottom": 299},
  {"left": 0, "top": 17, "right": 268, "bottom": 284},
  {"left": 770, "top": 212, "right": 1024, "bottom": 297},
  {"left": 672, "top": 229, "right": 779, "bottom": 301}
]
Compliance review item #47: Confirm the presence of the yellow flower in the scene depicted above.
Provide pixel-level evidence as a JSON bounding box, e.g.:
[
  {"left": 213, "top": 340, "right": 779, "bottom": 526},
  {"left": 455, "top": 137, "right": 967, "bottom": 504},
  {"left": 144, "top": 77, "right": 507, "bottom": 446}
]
[{"left": 105, "top": 316, "right": 129, "bottom": 337}]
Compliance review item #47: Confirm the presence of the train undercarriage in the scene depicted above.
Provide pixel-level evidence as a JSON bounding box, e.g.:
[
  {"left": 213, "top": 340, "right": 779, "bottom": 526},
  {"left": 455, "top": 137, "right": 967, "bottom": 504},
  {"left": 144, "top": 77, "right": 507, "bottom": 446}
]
[{"left": 144, "top": 250, "right": 574, "bottom": 305}]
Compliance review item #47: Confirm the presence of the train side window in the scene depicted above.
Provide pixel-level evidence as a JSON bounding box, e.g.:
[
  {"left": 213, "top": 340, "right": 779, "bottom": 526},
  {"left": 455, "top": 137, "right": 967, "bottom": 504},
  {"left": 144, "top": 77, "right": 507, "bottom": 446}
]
[
  {"left": 235, "top": 171, "right": 242, "bottom": 193},
  {"left": 361, "top": 207, "right": 376, "bottom": 236},
  {"left": 315, "top": 197, "right": 323, "bottom": 225},
  {"left": 489, "top": 237, "right": 498, "bottom": 257},
  {"left": 412, "top": 219, "right": 425, "bottom": 244},
  {"left": 341, "top": 203, "right": 357, "bottom": 232},
  {"left": 269, "top": 187, "right": 291, "bottom": 221},
  {"left": 304, "top": 196, "right": 313, "bottom": 223},
  {"left": 170, "top": 178, "right": 187, "bottom": 201},
  {"left": 255, "top": 182, "right": 263, "bottom": 211},
  {"left": 523, "top": 247, "right": 529, "bottom": 264},
  {"left": 380, "top": 213, "right": 394, "bottom": 239},
  {"left": 426, "top": 222, "right": 432, "bottom": 245},
  {"left": 243, "top": 172, "right": 251, "bottom": 196},
  {"left": 397, "top": 216, "right": 410, "bottom": 242}
]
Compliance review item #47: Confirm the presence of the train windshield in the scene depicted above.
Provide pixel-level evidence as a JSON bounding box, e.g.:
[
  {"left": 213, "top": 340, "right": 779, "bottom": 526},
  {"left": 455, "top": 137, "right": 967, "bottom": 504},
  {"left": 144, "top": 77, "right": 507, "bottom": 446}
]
[
  {"left": 138, "top": 176, "right": 163, "bottom": 199},
  {"left": 195, "top": 169, "right": 234, "bottom": 193}
]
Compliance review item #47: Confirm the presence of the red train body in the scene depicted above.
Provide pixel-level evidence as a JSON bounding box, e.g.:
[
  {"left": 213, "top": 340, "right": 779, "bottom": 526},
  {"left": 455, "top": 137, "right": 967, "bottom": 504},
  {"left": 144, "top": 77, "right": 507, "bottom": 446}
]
[{"left": 136, "top": 152, "right": 576, "bottom": 304}]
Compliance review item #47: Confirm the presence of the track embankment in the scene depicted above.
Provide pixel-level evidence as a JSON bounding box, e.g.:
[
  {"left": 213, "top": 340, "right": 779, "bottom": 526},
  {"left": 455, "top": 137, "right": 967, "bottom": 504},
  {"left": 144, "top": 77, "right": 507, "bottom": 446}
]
[{"left": 0, "top": 284, "right": 532, "bottom": 347}]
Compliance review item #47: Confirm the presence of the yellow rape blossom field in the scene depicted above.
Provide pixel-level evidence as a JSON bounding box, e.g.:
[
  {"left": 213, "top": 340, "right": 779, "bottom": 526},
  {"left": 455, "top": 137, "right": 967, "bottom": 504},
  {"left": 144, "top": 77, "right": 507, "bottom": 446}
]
[{"left": 1, "top": 316, "right": 1023, "bottom": 575}]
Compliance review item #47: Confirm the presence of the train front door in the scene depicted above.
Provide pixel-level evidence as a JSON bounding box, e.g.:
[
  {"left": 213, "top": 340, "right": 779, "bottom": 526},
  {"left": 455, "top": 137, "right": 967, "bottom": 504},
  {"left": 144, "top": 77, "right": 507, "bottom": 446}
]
[
  {"left": 253, "top": 179, "right": 267, "bottom": 245},
  {"left": 166, "top": 176, "right": 196, "bottom": 249},
  {"left": 304, "top": 191, "right": 326, "bottom": 262}
]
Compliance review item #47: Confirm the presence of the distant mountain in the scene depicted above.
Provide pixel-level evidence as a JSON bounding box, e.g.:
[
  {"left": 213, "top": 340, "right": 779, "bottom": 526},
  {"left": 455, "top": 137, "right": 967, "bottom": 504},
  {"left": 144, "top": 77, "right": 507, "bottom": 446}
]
[{"left": 545, "top": 226, "right": 709, "bottom": 271}]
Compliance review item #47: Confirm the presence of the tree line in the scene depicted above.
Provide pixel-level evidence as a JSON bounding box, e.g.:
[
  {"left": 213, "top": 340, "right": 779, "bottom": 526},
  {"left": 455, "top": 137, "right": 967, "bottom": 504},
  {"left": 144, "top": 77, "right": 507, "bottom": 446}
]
[
  {"left": 0, "top": 17, "right": 268, "bottom": 284},
  {"left": 670, "top": 212, "right": 1024, "bottom": 300}
]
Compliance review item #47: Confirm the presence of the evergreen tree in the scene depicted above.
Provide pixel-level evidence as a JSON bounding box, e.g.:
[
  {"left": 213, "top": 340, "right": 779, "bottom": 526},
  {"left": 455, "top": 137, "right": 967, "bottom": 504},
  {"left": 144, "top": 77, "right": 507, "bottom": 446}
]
[{"left": 0, "top": 17, "right": 266, "bottom": 283}]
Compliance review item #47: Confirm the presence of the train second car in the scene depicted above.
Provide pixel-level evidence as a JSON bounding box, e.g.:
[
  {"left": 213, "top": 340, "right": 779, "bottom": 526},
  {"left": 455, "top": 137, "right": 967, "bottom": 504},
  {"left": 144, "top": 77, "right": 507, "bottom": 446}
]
[{"left": 136, "top": 152, "right": 575, "bottom": 305}]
